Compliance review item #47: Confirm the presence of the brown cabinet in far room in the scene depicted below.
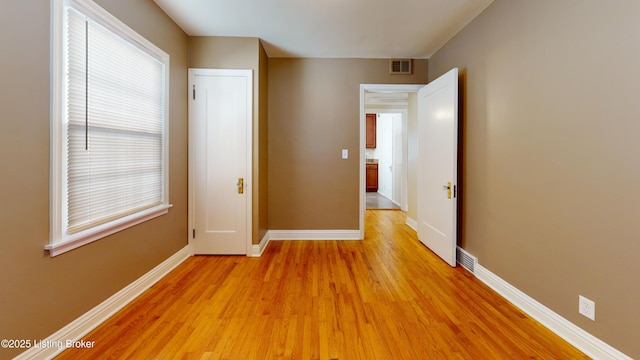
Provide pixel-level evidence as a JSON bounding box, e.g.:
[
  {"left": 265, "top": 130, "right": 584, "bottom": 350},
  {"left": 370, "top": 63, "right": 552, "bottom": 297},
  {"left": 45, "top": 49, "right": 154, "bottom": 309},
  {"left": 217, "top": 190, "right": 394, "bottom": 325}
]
[
  {"left": 366, "top": 113, "right": 376, "bottom": 148},
  {"left": 366, "top": 163, "right": 378, "bottom": 192}
]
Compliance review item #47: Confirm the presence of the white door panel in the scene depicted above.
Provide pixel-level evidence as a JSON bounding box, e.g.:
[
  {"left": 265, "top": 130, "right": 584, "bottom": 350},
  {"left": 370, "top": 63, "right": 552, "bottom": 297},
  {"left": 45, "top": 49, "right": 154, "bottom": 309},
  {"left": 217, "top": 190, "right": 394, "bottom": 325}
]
[
  {"left": 392, "top": 114, "right": 403, "bottom": 205},
  {"left": 190, "top": 69, "right": 252, "bottom": 255},
  {"left": 417, "top": 68, "right": 458, "bottom": 267},
  {"left": 378, "top": 115, "right": 393, "bottom": 199}
]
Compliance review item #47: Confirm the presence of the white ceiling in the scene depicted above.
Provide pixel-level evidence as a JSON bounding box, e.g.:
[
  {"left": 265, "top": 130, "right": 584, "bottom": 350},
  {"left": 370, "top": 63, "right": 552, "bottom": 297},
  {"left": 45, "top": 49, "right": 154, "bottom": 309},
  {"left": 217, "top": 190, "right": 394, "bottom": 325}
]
[{"left": 153, "top": 0, "right": 493, "bottom": 59}]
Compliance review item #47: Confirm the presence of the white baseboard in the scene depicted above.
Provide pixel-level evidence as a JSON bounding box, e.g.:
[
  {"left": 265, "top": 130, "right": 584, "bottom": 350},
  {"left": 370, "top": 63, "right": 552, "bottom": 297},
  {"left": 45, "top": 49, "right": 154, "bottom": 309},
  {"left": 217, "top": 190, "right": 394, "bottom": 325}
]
[
  {"left": 269, "top": 229, "right": 362, "bottom": 240},
  {"left": 474, "top": 264, "right": 632, "bottom": 360},
  {"left": 405, "top": 216, "right": 417, "bottom": 231},
  {"left": 14, "top": 245, "right": 192, "bottom": 360},
  {"left": 249, "top": 231, "right": 271, "bottom": 257}
]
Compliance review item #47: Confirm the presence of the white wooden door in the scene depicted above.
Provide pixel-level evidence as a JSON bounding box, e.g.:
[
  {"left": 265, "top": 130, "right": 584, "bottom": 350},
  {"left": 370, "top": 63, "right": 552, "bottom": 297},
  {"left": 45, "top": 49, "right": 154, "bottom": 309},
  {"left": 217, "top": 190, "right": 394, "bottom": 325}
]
[
  {"left": 391, "top": 113, "right": 403, "bottom": 205},
  {"left": 378, "top": 115, "right": 393, "bottom": 199},
  {"left": 189, "top": 69, "right": 252, "bottom": 255},
  {"left": 417, "top": 68, "right": 458, "bottom": 267}
]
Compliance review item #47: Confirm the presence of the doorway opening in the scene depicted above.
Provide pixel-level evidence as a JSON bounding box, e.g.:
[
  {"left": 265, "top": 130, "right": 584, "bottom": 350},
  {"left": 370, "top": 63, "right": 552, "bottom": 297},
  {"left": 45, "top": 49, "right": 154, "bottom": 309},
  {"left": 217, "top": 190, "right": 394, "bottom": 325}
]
[
  {"left": 359, "top": 84, "right": 424, "bottom": 238},
  {"left": 360, "top": 70, "right": 459, "bottom": 267}
]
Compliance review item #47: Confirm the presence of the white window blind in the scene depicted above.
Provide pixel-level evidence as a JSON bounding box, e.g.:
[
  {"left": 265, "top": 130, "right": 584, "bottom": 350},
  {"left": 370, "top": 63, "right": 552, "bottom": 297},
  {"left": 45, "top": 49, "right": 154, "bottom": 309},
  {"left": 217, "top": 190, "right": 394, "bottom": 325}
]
[{"left": 49, "top": 0, "right": 171, "bottom": 255}]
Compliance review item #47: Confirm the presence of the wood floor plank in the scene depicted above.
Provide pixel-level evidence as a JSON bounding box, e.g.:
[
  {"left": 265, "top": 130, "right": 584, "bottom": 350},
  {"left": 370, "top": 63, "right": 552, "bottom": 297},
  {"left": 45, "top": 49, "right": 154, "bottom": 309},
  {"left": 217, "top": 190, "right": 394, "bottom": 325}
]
[{"left": 55, "top": 210, "right": 588, "bottom": 359}]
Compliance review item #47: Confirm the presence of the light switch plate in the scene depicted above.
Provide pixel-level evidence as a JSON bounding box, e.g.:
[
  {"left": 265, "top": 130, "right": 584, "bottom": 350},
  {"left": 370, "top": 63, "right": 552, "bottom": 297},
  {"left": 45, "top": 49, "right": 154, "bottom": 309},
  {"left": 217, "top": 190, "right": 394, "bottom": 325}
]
[{"left": 342, "top": 149, "right": 348, "bottom": 159}]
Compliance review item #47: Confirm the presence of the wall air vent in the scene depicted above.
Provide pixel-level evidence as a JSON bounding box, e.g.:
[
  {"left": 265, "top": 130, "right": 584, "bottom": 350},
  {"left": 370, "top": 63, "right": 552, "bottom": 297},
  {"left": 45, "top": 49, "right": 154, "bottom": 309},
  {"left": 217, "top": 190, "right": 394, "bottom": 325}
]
[
  {"left": 389, "top": 59, "right": 412, "bottom": 75},
  {"left": 456, "top": 247, "right": 478, "bottom": 274}
]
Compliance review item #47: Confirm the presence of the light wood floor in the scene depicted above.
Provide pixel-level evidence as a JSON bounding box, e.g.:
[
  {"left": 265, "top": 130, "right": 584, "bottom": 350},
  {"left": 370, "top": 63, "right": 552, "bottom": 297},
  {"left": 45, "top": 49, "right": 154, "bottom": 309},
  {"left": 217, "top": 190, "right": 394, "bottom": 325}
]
[{"left": 57, "top": 210, "right": 587, "bottom": 359}]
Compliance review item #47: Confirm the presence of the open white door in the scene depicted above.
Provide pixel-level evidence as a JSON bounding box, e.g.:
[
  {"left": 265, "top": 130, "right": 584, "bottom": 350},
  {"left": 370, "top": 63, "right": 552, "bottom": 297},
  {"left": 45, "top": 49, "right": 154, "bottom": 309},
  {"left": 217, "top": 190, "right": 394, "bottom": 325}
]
[
  {"left": 417, "top": 68, "right": 458, "bottom": 267},
  {"left": 189, "top": 69, "right": 252, "bottom": 255}
]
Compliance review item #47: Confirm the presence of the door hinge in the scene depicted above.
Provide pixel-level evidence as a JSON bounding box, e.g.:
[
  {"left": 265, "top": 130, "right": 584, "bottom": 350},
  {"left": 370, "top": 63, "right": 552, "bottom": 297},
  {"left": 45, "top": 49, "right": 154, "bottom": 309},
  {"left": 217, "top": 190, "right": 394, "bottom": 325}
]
[
  {"left": 192, "top": 229, "right": 196, "bottom": 238},
  {"left": 192, "top": 85, "right": 196, "bottom": 100}
]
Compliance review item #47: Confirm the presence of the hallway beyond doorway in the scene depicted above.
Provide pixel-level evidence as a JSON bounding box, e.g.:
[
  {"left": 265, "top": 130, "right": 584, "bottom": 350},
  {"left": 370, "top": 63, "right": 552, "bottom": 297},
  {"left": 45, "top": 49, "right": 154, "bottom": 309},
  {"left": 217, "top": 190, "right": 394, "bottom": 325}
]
[{"left": 366, "top": 192, "right": 400, "bottom": 210}]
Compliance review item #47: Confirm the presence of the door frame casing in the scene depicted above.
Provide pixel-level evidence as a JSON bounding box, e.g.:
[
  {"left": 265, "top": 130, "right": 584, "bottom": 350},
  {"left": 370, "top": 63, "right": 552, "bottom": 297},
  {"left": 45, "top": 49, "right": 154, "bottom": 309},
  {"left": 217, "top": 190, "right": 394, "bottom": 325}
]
[
  {"left": 359, "top": 84, "right": 424, "bottom": 238},
  {"left": 188, "top": 68, "right": 253, "bottom": 255}
]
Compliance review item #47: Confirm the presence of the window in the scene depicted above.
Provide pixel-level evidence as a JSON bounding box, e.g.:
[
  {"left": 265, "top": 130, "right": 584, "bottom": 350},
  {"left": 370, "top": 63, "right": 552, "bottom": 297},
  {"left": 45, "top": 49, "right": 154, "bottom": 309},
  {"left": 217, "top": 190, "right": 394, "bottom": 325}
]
[{"left": 48, "top": 0, "right": 171, "bottom": 256}]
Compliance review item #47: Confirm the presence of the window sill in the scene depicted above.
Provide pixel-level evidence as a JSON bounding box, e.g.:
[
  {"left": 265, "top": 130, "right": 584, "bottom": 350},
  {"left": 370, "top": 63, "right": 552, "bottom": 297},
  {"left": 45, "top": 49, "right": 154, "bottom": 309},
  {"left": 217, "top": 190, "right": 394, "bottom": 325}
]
[{"left": 46, "top": 204, "right": 173, "bottom": 256}]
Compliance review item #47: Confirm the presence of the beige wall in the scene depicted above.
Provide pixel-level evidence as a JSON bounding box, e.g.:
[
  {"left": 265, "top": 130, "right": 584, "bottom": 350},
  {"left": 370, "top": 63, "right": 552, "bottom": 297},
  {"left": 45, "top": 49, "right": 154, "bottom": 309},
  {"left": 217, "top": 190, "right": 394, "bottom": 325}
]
[
  {"left": 406, "top": 93, "right": 418, "bottom": 221},
  {"left": 258, "top": 43, "right": 269, "bottom": 241},
  {"left": 188, "top": 36, "right": 268, "bottom": 245},
  {"left": 268, "top": 58, "right": 427, "bottom": 230},
  {"left": 429, "top": 0, "right": 640, "bottom": 357},
  {"left": 0, "top": 1, "right": 188, "bottom": 359}
]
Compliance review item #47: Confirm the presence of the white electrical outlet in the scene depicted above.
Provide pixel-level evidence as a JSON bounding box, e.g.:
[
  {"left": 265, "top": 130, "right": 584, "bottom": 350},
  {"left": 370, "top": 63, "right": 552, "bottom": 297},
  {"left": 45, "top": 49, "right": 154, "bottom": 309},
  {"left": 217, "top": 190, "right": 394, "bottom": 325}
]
[{"left": 579, "top": 295, "right": 595, "bottom": 321}]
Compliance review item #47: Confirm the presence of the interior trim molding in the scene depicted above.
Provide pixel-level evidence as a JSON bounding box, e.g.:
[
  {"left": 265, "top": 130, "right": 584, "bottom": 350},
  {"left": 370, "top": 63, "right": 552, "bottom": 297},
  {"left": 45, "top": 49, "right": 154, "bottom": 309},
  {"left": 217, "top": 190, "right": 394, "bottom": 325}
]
[
  {"left": 475, "top": 264, "right": 632, "bottom": 360},
  {"left": 13, "top": 245, "right": 192, "bottom": 360},
  {"left": 250, "top": 231, "right": 271, "bottom": 257},
  {"left": 405, "top": 216, "right": 417, "bottom": 231},
  {"left": 269, "top": 230, "right": 362, "bottom": 240}
]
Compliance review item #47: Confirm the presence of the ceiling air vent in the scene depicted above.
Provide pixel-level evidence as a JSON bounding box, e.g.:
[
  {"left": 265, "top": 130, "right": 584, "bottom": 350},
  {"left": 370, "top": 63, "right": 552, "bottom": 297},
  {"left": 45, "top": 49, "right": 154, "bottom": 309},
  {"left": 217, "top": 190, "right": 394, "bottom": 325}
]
[{"left": 389, "top": 59, "right": 412, "bottom": 75}]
